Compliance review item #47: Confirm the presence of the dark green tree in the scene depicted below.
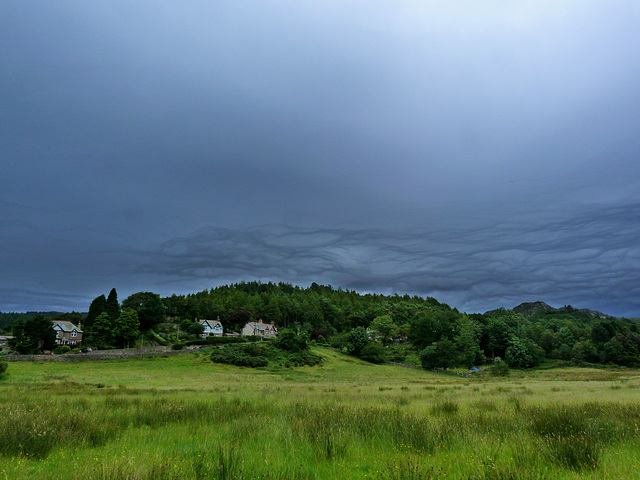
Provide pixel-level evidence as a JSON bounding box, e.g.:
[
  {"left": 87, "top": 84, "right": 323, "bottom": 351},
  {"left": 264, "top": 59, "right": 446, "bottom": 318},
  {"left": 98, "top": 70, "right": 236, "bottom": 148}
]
[
  {"left": 455, "top": 317, "right": 484, "bottom": 367},
  {"left": 369, "top": 315, "right": 398, "bottom": 346},
  {"left": 225, "top": 310, "right": 252, "bottom": 333},
  {"left": 87, "top": 312, "right": 114, "bottom": 348},
  {"left": 113, "top": 308, "right": 139, "bottom": 348},
  {"left": 420, "top": 337, "right": 457, "bottom": 370},
  {"left": 105, "top": 288, "right": 120, "bottom": 323},
  {"left": 504, "top": 337, "right": 538, "bottom": 369},
  {"left": 85, "top": 294, "right": 106, "bottom": 329},
  {"left": 122, "top": 292, "right": 165, "bottom": 331},
  {"left": 603, "top": 333, "right": 640, "bottom": 366},
  {"left": 346, "top": 326, "right": 369, "bottom": 355},
  {"left": 10, "top": 315, "right": 57, "bottom": 354},
  {"left": 359, "top": 341, "right": 386, "bottom": 364},
  {"left": 182, "top": 320, "right": 205, "bottom": 337}
]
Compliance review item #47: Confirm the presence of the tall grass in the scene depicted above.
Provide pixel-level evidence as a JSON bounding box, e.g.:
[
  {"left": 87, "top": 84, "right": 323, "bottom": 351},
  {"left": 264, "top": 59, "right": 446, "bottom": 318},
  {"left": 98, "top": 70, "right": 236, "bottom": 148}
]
[{"left": 1, "top": 354, "right": 640, "bottom": 479}]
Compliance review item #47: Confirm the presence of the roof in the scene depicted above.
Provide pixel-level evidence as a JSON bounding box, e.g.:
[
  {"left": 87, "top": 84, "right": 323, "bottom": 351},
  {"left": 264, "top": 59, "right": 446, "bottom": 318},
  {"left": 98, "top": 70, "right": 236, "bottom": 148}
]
[
  {"left": 52, "top": 321, "right": 83, "bottom": 333},
  {"left": 197, "top": 319, "right": 223, "bottom": 328},
  {"left": 245, "top": 321, "right": 277, "bottom": 332}
]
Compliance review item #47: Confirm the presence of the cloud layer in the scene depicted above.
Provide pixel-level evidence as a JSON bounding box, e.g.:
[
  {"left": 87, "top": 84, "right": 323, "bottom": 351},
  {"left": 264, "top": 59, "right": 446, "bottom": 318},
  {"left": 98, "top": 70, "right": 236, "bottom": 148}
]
[{"left": 1, "top": 1, "right": 639, "bottom": 316}]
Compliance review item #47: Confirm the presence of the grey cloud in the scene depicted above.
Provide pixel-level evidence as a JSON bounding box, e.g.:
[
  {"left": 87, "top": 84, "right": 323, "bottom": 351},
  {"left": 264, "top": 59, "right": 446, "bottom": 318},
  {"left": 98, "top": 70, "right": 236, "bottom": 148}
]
[{"left": 1, "top": 1, "right": 639, "bottom": 316}]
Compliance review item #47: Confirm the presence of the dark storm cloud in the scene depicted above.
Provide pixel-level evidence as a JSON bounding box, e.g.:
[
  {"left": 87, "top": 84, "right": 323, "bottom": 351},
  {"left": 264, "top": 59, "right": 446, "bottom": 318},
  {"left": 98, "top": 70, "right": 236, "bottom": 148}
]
[
  {"left": 135, "top": 196, "right": 640, "bottom": 316},
  {"left": 1, "top": 1, "right": 640, "bottom": 316}
]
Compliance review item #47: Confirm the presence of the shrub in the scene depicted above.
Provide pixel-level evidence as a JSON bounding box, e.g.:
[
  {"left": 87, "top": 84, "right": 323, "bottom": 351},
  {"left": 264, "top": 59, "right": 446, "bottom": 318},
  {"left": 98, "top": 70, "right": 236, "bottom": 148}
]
[
  {"left": 209, "top": 342, "right": 322, "bottom": 368},
  {"left": 490, "top": 360, "right": 510, "bottom": 377},
  {"left": 288, "top": 351, "right": 323, "bottom": 367},
  {"left": 329, "top": 333, "right": 347, "bottom": 349},
  {"left": 171, "top": 343, "right": 185, "bottom": 350},
  {"left": 0, "top": 358, "right": 7, "bottom": 376},
  {"left": 54, "top": 345, "right": 72, "bottom": 354},
  {"left": 275, "top": 329, "right": 309, "bottom": 352},
  {"left": 359, "top": 341, "right": 386, "bottom": 364}
]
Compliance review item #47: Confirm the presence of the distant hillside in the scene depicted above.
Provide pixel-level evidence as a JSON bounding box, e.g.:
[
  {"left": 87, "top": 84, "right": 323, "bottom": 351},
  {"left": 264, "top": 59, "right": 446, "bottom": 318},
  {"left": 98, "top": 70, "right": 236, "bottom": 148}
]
[
  {"left": 512, "top": 301, "right": 614, "bottom": 320},
  {"left": 513, "top": 301, "right": 556, "bottom": 316}
]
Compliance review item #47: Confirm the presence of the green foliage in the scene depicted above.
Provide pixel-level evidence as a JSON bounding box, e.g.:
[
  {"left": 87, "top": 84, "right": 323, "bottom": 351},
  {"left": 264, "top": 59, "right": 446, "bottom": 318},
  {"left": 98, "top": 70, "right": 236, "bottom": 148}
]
[
  {"left": 85, "top": 294, "right": 106, "bottom": 329},
  {"left": 210, "top": 345, "right": 269, "bottom": 368},
  {"left": 113, "top": 308, "right": 140, "bottom": 348},
  {"left": 602, "top": 332, "right": 640, "bottom": 366},
  {"left": 105, "top": 288, "right": 120, "bottom": 323},
  {"left": 122, "top": 292, "right": 165, "bottom": 331},
  {"left": 346, "top": 326, "right": 369, "bottom": 355},
  {"left": 489, "top": 360, "right": 510, "bottom": 376},
  {"left": 224, "top": 310, "right": 252, "bottom": 333},
  {"left": 369, "top": 315, "right": 398, "bottom": 346},
  {"left": 87, "top": 312, "right": 114, "bottom": 348},
  {"left": 455, "top": 316, "right": 484, "bottom": 367},
  {"left": 148, "top": 328, "right": 169, "bottom": 346},
  {"left": 505, "top": 337, "right": 540, "bottom": 369},
  {"left": 0, "top": 358, "right": 7, "bottom": 376},
  {"left": 209, "top": 342, "right": 322, "bottom": 368},
  {"left": 274, "top": 329, "right": 308, "bottom": 352},
  {"left": 419, "top": 337, "right": 456, "bottom": 369},
  {"left": 183, "top": 320, "right": 205, "bottom": 337},
  {"left": 359, "top": 341, "right": 386, "bottom": 364},
  {"left": 10, "top": 315, "right": 57, "bottom": 354},
  {"left": 54, "top": 345, "right": 72, "bottom": 354}
]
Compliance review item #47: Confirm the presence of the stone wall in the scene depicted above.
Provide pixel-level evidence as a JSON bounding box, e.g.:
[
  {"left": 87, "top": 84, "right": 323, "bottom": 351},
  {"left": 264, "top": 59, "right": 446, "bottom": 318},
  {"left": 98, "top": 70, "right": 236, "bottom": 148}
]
[{"left": 4, "top": 346, "right": 199, "bottom": 362}]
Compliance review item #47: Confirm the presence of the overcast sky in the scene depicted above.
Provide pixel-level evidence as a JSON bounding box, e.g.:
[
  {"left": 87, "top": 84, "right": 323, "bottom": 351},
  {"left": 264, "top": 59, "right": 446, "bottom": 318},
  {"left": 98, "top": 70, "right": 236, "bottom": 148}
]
[{"left": 2, "top": 1, "right": 640, "bottom": 316}]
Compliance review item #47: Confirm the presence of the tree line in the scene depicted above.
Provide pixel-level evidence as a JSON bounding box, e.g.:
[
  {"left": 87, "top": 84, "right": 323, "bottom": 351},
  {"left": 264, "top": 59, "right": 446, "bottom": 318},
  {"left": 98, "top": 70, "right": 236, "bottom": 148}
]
[{"left": 2, "top": 281, "right": 640, "bottom": 367}]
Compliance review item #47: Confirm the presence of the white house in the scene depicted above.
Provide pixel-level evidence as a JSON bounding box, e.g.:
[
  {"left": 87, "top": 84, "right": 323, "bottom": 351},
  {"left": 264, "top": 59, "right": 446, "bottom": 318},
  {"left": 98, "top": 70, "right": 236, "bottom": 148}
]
[
  {"left": 241, "top": 319, "right": 278, "bottom": 338},
  {"left": 197, "top": 318, "right": 224, "bottom": 338}
]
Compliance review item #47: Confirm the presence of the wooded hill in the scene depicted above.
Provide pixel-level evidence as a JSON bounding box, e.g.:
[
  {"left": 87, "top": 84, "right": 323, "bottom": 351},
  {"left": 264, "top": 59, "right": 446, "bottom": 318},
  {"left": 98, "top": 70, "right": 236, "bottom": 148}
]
[{"left": 2, "top": 281, "right": 639, "bottom": 368}]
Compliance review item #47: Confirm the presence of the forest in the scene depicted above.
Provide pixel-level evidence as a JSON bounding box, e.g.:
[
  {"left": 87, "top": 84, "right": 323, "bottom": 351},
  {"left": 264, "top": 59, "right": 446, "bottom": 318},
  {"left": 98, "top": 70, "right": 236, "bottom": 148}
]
[{"left": 2, "top": 281, "right": 640, "bottom": 369}]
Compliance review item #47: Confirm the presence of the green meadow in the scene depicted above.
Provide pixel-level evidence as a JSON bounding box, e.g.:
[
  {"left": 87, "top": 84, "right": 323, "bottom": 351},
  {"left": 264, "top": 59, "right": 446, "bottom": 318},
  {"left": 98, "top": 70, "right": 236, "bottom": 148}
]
[{"left": 1, "top": 349, "right": 640, "bottom": 479}]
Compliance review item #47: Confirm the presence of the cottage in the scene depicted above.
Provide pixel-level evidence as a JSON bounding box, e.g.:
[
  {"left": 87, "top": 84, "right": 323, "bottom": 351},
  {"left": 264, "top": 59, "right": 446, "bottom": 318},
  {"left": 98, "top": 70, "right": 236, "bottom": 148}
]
[
  {"left": 241, "top": 319, "right": 278, "bottom": 338},
  {"left": 197, "top": 318, "right": 224, "bottom": 338},
  {"left": 52, "top": 321, "right": 83, "bottom": 346},
  {"left": 0, "top": 335, "right": 14, "bottom": 347}
]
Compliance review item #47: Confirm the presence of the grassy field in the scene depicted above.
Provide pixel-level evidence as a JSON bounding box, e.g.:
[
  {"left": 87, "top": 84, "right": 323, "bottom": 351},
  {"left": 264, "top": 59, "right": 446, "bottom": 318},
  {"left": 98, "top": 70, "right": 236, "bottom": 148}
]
[{"left": 1, "top": 348, "right": 640, "bottom": 479}]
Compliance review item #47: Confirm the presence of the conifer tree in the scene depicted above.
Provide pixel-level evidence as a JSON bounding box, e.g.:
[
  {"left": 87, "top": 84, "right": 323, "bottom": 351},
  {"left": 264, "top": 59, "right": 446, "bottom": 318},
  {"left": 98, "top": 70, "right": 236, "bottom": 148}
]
[
  {"left": 105, "top": 288, "right": 120, "bottom": 323},
  {"left": 85, "top": 295, "right": 106, "bottom": 329}
]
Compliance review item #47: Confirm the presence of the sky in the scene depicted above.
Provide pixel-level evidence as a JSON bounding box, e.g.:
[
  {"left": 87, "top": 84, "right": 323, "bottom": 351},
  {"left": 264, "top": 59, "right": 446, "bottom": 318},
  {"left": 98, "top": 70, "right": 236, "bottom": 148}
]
[{"left": 1, "top": 1, "right": 640, "bottom": 316}]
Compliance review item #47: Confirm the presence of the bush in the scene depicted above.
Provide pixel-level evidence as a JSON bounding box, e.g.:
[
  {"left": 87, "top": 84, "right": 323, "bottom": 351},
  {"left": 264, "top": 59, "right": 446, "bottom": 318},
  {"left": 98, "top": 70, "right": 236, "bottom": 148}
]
[
  {"left": 0, "top": 358, "right": 7, "bottom": 376},
  {"left": 54, "top": 346, "right": 72, "bottom": 355},
  {"left": 490, "top": 360, "right": 510, "bottom": 376},
  {"left": 275, "top": 329, "right": 309, "bottom": 352},
  {"left": 329, "top": 333, "right": 347, "bottom": 349},
  {"left": 209, "top": 342, "right": 323, "bottom": 368},
  {"left": 171, "top": 343, "right": 185, "bottom": 350},
  {"left": 359, "top": 341, "right": 386, "bottom": 364}
]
